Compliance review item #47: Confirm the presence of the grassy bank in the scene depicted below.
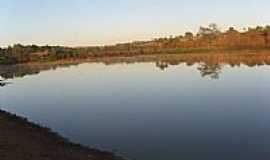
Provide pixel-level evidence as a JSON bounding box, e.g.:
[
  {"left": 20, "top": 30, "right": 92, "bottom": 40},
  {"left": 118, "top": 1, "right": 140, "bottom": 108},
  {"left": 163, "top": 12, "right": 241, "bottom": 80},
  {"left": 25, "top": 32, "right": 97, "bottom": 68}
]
[{"left": 0, "top": 109, "right": 126, "bottom": 160}]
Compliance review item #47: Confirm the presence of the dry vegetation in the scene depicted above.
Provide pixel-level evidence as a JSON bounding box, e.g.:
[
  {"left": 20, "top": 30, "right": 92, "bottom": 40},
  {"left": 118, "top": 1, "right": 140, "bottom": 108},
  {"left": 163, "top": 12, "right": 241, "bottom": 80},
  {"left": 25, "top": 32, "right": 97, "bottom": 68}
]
[{"left": 1, "top": 24, "right": 270, "bottom": 65}]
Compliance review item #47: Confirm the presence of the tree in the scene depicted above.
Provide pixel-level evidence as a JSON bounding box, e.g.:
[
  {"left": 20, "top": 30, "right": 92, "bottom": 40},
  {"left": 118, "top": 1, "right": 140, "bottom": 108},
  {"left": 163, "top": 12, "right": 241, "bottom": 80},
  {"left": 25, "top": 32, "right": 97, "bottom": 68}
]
[
  {"left": 198, "top": 23, "right": 221, "bottom": 37},
  {"left": 198, "top": 23, "right": 221, "bottom": 47},
  {"left": 227, "top": 27, "right": 238, "bottom": 34},
  {"left": 185, "top": 32, "right": 194, "bottom": 40}
]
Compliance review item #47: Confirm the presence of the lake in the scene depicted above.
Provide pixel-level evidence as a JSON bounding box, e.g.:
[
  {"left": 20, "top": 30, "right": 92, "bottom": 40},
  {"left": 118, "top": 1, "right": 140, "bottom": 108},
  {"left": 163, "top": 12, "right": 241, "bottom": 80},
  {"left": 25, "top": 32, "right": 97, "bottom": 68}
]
[{"left": 1, "top": 53, "right": 270, "bottom": 160}]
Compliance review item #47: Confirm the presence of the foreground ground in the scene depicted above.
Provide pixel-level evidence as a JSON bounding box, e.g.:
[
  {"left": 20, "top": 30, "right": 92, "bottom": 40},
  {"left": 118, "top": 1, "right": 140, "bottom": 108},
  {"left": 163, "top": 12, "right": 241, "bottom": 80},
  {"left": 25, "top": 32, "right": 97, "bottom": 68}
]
[{"left": 0, "top": 110, "right": 125, "bottom": 160}]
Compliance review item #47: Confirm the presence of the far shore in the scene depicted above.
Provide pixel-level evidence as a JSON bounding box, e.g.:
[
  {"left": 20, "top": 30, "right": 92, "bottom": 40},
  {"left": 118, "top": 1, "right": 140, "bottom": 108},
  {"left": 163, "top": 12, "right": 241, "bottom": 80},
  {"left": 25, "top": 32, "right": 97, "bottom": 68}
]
[
  {"left": 0, "top": 109, "right": 127, "bottom": 160},
  {"left": 1, "top": 50, "right": 270, "bottom": 80},
  {"left": 2, "top": 48, "right": 270, "bottom": 66},
  {"left": 1, "top": 24, "right": 270, "bottom": 65}
]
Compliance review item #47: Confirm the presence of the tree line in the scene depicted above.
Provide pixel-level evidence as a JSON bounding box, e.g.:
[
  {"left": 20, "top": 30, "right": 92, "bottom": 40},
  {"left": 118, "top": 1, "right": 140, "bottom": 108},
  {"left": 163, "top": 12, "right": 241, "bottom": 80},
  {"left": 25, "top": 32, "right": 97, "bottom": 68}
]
[{"left": 1, "top": 24, "right": 270, "bottom": 64}]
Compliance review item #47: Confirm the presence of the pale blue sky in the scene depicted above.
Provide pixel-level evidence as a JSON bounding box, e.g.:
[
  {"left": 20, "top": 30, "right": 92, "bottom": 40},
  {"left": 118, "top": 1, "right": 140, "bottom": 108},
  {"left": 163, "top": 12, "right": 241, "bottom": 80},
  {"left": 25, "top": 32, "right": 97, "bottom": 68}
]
[{"left": 1, "top": 0, "right": 270, "bottom": 47}]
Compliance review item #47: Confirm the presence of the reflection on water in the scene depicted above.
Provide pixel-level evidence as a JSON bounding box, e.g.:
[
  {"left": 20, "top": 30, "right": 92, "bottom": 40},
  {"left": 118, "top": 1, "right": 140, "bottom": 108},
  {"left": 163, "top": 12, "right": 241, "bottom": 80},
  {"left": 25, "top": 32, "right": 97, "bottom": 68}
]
[
  {"left": 156, "top": 62, "right": 223, "bottom": 79},
  {"left": 0, "top": 82, "right": 10, "bottom": 87},
  {"left": 0, "top": 62, "right": 81, "bottom": 80},
  {"left": 0, "top": 79, "right": 11, "bottom": 87},
  {"left": 1, "top": 53, "right": 270, "bottom": 160},
  {"left": 197, "top": 63, "right": 222, "bottom": 79},
  {"left": 1, "top": 53, "right": 270, "bottom": 80}
]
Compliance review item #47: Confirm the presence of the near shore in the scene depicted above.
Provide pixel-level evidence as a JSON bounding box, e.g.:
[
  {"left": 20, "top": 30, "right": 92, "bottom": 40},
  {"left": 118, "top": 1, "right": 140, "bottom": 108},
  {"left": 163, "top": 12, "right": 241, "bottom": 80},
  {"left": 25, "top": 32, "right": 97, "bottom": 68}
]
[{"left": 0, "top": 109, "right": 126, "bottom": 160}]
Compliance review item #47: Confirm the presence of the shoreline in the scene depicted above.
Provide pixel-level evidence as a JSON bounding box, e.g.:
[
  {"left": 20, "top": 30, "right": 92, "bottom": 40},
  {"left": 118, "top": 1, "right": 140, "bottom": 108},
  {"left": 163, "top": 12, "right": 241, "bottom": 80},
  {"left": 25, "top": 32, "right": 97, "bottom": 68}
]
[
  {"left": 1, "top": 48, "right": 270, "bottom": 66},
  {"left": 1, "top": 50, "right": 270, "bottom": 80},
  {"left": 0, "top": 109, "right": 127, "bottom": 160}
]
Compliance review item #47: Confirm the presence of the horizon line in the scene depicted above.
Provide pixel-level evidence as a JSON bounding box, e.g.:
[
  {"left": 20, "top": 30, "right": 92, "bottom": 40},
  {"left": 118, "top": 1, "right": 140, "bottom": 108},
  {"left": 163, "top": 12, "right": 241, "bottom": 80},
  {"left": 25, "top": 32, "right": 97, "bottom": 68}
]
[{"left": 2, "top": 23, "right": 270, "bottom": 48}]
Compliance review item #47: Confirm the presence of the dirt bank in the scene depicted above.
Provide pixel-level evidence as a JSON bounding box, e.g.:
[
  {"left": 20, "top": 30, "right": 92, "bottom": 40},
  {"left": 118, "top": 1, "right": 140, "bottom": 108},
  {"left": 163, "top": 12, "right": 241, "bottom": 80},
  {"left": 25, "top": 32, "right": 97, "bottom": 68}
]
[{"left": 0, "top": 110, "right": 126, "bottom": 160}]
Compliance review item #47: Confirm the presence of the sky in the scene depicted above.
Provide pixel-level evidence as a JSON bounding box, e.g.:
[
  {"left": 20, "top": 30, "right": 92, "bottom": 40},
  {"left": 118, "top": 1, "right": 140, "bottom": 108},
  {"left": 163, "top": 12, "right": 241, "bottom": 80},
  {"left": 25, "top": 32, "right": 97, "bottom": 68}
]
[{"left": 1, "top": 0, "right": 270, "bottom": 47}]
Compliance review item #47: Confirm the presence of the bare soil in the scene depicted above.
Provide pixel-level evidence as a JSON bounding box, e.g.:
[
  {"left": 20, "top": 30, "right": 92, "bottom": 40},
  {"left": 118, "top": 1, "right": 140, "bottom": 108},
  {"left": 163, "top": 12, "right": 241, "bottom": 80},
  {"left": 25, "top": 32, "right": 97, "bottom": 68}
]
[{"left": 0, "top": 110, "right": 125, "bottom": 160}]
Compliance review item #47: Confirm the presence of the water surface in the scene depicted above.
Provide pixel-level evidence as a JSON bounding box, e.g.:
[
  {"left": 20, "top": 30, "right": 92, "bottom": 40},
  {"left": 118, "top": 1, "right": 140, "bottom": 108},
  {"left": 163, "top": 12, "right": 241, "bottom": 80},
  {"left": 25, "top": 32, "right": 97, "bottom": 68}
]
[{"left": 1, "top": 54, "right": 270, "bottom": 160}]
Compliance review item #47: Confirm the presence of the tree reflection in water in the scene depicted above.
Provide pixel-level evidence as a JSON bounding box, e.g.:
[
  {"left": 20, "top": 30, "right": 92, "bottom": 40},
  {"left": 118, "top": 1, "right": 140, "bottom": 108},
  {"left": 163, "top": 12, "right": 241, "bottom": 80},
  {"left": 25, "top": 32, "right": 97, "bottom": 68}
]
[
  {"left": 1, "top": 53, "right": 270, "bottom": 81},
  {"left": 197, "top": 63, "right": 222, "bottom": 79},
  {"left": 155, "top": 61, "right": 222, "bottom": 79},
  {"left": 156, "top": 61, "right": 169, "bottom": 71},
  {"left": 154, "top": 52, "right": 270, "bottom": 79},
  {"left": 0, "top": 79, "right": 11, "bottom": 87},
  {"left": 0, "top": 83, "right": 9, "bottom": 87}
]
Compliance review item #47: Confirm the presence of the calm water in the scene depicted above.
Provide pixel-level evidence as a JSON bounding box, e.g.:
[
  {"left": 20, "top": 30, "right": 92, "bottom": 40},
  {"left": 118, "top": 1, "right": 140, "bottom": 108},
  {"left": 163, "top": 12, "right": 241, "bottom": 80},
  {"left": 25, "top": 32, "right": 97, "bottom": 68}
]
[{"left": 1, "top": 57, "right": 270, "bottom": 160}]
